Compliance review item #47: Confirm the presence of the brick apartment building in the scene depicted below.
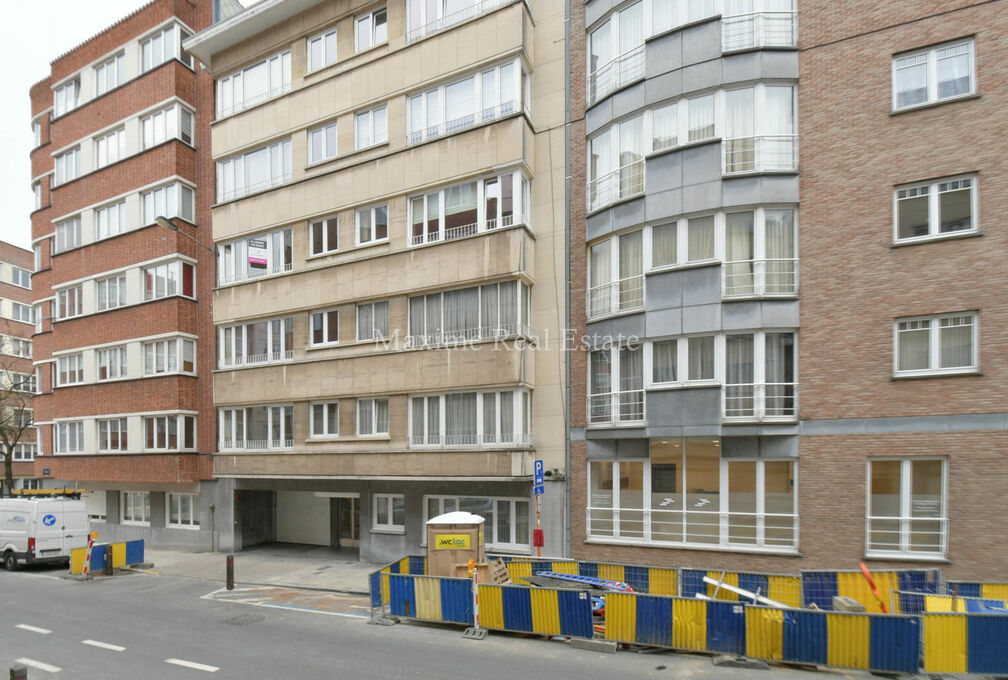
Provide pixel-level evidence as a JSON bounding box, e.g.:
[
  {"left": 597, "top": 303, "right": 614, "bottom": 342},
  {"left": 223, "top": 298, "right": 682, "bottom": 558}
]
[
  {"left": 29, "top": 0, "right": 222, "bottom": 548},
  {"left": 569, "top": 0, "right": 1006, "bottom": 580},
  {"left": 185, "top": 0, "right": 568, "bottom": 561},
  {"left": 0, "top": 241, "right": 39, "bottom": 492}
]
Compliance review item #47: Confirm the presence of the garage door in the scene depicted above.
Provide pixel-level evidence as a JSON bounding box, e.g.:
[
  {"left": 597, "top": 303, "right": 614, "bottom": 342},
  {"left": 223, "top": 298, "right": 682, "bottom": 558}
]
[{"left": 275, "top": 491, "right": 330, "bottom": 546}]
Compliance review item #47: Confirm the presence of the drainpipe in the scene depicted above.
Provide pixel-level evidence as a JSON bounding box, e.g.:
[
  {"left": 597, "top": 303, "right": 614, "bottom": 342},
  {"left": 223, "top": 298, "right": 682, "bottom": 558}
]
[{"left": 563, "top": 0, "right": 572, "bottom": 560}]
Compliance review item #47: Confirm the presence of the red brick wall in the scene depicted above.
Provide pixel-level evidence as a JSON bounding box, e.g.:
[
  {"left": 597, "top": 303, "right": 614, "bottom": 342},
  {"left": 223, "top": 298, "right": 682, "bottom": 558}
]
[{"left": 51, "top": 453, "right": 203, "bottom": 484}]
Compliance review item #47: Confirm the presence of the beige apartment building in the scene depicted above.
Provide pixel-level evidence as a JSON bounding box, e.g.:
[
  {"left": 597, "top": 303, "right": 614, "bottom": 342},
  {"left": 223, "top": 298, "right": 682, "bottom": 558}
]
[{"left": 186, "top": 0, "right": 567, "bottom": 561}]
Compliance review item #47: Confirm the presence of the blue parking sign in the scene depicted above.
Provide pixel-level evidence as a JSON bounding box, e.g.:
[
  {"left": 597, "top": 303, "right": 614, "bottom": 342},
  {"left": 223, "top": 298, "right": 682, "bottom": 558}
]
[{"left": 534, "top": 459, "right": 544, "bottom": 485}]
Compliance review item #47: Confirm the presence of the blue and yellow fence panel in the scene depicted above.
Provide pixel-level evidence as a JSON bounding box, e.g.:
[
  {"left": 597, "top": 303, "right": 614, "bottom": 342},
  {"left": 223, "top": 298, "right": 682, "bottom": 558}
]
[
  {"left": 370, "top": 555, "right": 427, "bottom": 609},
  {"left": 124, "top": 539, "right": 143, "bottom": 566},
  {"left": 69, "top": 541, "right": 138, "bottom": 575},
  {"left": 478, "top": 584, "right": 594, "bottom": 638},
  {"left": 801, "top": 569, "right": 939, "bottom": 613},
  {"left": 922, "top": 613, "right": 1008, "bottom": 674},
  {"left": 912, "top": 592, "right": 1008, "bottom": 614},
  {"left": 387, "top": 573, "right": 473, "bottom": 625},
  {"left": 680, "top": 569, "right": 801, "bottom": 607},
  {"left": 948, "top": 582, "right": 1008, "bottom": 600},
  {"left": 606, "top": 593, "right": 729, "bottom": 654}
]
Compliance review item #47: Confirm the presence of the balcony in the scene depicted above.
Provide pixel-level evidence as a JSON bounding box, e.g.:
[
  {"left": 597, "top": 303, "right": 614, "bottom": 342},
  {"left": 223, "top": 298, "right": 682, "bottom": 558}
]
[
  {"left": 723, "top": 259, "right": 798, "bottom": 298},
  {"left": 219, "top": 439, "right": 293, "bottom": 451},
  {"left": 587, "top": 389, "right": 645, "bottom": 426},
  {"left": 408, "top": 100, "right": 519, "bottom": 146},
  {"left": 406, "top": 323, "right": 530, "bottom": 348},
  {"left": 405, "top": 0, "right": 513, "bottom": 43},
  {"left": 217, "top": 83, "right": 292, "bottom": 120},
  {"left": 586, "top": 506, "right": 798, "bottom": 551},
  {"left": 866, "top": 515, "right": 947, "bottom": 558},
  {"left": 723, "top": 383, "right": 796, "bottom": 420},
  {"left": 219, "top": 349, "right": 294, "bottom": 369},
  {"left": 587, "top": 44, "right": 645, "bottom": 107},
  {"left": 587, "top": 159, "right": 645, "bottom": 212},
  {"left": 217, "top": 262, "right": 293, "bottom": 287},
  {"left": 587, "top": 275, "right": 644, "bottom": 320},
  {"left": 408, "top": 433, "right": 533, "bottom": 447},
  {"left": 723, "top": 136, "right": 798, "bottom": 175},
  {"left": 411, "top": 213, "right": 519, "bottom": 247},
  {"left": 722, "top": 12, "right": 797, "bottom": 52},
  {"left": 216, "top": 172, "right": 292, "bottom": 203}
]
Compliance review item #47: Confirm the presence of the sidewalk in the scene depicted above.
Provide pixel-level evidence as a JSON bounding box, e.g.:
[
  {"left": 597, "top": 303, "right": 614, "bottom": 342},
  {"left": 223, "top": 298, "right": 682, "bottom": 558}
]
[{"left": 140, "top": 544, "right": 380, "bottom": 595}]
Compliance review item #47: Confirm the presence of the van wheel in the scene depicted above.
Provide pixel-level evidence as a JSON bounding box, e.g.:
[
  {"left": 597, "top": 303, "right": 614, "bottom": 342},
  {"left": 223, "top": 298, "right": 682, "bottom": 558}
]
[{"left": 3, "top": 551, "right": 16, "bottom": 571}]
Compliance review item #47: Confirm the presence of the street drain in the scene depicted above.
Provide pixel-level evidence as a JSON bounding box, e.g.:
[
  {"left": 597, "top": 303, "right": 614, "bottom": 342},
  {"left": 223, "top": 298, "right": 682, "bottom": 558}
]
[{"left": 224, "top": 614, "right": 266, "bottom": 626}]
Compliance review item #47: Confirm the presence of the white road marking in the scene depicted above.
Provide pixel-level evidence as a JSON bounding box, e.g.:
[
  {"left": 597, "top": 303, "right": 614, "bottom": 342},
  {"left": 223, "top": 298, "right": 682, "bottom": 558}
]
[
  {"left": 165, "top": 658, "right": 220, "bottom": 673},
  {"left": 16, "top": 658, "right": 61, "bottom": 673},
  {"left": 16, "top": 623, "right": 52, "bottom": 634},
  {"left": 82, "top": 639, "right": 126, "bottom": 651}
]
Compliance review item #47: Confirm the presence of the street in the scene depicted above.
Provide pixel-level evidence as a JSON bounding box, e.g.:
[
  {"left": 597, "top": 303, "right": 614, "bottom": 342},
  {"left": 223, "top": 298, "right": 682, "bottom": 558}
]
[{"left": 2, "top": 566, "right": 862, "bottom": 679}]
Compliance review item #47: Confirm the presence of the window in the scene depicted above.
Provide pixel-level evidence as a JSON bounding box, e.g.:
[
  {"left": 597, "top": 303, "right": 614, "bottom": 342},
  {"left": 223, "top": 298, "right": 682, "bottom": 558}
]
[
  {"left": 33, "top": 182, "right": 42, "bottom": 211},
  {"left": 868, "top": 458, "right": 946, "bottom": 557},
  {"left": 722, "top": 85, "right": 797, "bottom": 174},
  {"left": 32, "top": 121, "right": 42, "bottom": 148},
  {"left": 144, "top": 337, "right": 196, "bottom": 375},
  {"left": 142, "top": 104, "right": 194, "bottom": 148},
  {"left": 168, "top": 493, "right": 199, "bottom": 528},
  {"left": 310, "top": 216, "right": 338, "bottom": 256},
  {"left": 4, "top": 337, "right": 32, "bottom": 358},
  {"left": 216, "top": 50, "right": 291, "bottom": 118},
  {"left": 409, "top": 171, "right": 528, "bottom": 246},
  {"left": 410, "top": 390, "right": 530, "bottom": 447},
  {"left": 895, "top": 175, "right": 975, "bottom": 242},
  {"left": 218, "top": 405, "right": 293, "bottom": 449},
  {"left": 356, "top": 205, "right": 388, "bottom": 245},
  {"left": 54, "top": 216, "right": 82, "bottom": 253},
  {"left": 587, "top": 2, "right": 645, "bottom": 105},
  {"left": 587, "top": 231, "right": 644, "bottom": 319},
  {"left": 310, "top": 309, "right": 339, "bottom": 346},
  {"left": 95, "top": 273, "right": 126, "bottom": 311},
  {"left": 12, "top": 444, "right": 36, "bottom": 462},
  {"left": 54, "top": 147, "right": 81, "bottom": 186},
  {"left": 97, "top": 346, "right": 128, "bottom": 381},
  {"left": 142, "top": 183, "right": 195, "bottom": 224},
  {"left": 54, "top": 79, "right": 79, "bottom": 117},
  {"left": 307, "top": 28, "right": 338, "bottom": 71},
  {"left": 98, "top": 418, "right": 128, "bottom": 451},
  {"left": 895, "top": 312, "right": 976, "bottom": 376},
  {"left": 308, "top": 122, "right": 338, "bottom": 163},
  {"left": 143, "top": 260, "right": 195, "bottom": 300},
  {"left": 218, "top": 317, "right": 293, "bottom": 367},
  {"left": 144, "top": 415, "right": 196, "bottom": 450},
  {"left": 311, "top": 402, "right": 339, "bottom": 437},
  {"left": 357, "top": 398, "right": 389, "bottom": 436},
  {"left": 408, "top": 59, "right": 521, "bottom": 144},
  {"left": 355, "top": 105, "right": 388, "bottom": 149},
  {"left": 122, "top": 492, "right": 151, "bottom": 524},
  {"left": 12, "top": 303, "right": 33, "bottom": 324},
  {"left": 10, "top": 267, "right": 30, "bottom": 289},
  {"left": 96, "top": 202, "right": 127, "bottom": 240},
  {"left": 721, "top": 0, "right": 796, "bottom": 51},
  {"left": 355, "top": 7, "right": 387, "bottom": 52},
  {"left": 588, "top": 345, "right": 644, "bottom": 424},
  {"left": 33, "top": 245, "right": 41, "bottom": 273},
  {"left": 55, "top": 421, "right": 84, "bottom": 453},
  {"left": 373, "top": 493, "right": 404, "bottom": 531},
  {"left": 56, "top": 286, "right": 82, "bottom": 319},
  {"left": 216, "top": 138, "right": 292, "bottom": 202},
  {"left": 722, "top": 209, "right": 797, "bottom": 296},
  {"left": 94, "top": 53, "right": 124, "bottom": 96},
  {"left": 11, "top": 373, "right": 35, "bottom": 394},
  {"left": 217, "top": 227, "right": 293, "bottom": 285},
  {"left": 409, "top": 280, "right": 530, "bottom": 345},
  {"left": 57, "top": 354, "right": 84, "bottom": 385},
  {"left": 588, "top": 115, "right": 645, "bottom": 210},
  {"left": 893, "top": 39, "right": 974, "bottom": 111},
  {"left": 356, "top": 301, "right": 389, "bottom": 341},
  {"left": 142, "top": 23, "right": 192, "bottom": 72},
  {"left": 587, "top": 439, "right": 797, "bottom": 550},
  {"left": 424, "top": 496, "right": 531, "bottom": 549},
  {"left": 723, "top": 331, "right": 796, "bottom": 419}
]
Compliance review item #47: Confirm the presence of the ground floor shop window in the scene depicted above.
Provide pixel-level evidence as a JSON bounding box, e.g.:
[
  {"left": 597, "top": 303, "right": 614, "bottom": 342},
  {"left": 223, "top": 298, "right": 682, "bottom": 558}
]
[
  {"left": 867, "top": 457, "right": 946, "bottom": 558},
  {"left": 424, "top": 495, "right": 530, "bottom": 550},
  {"left": 586, "top": 438, "right": 797, "bottom": 551}
]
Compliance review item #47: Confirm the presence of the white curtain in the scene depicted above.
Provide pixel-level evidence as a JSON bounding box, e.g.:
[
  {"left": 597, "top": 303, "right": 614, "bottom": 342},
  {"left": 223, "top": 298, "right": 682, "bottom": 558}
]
[
  {"left": 687, "top": 216, "right": 715, "bottom": 261},
  {"left": 688, "top": 336, "right": 714, "bottom": 380},
  {"left": 939, "top": 317, "right": 973, "bottom": 368},
  {"left": 589, "top": 241, "right": 612, "bottom": 287},
  {"left": 687, "top": 94, "right": 714, "bottom": 142},
  {"left": 358, "top": 304, "right": 373, "bottom": 340},
  {"left": 619, "top": 117, "right": 644, "bottom": 196},
  {"left": 481, "top": 284, "right": 499, "bottom": 335},
  {"left": 500, "top": 391, "right": 514, "bottom": 441},
  {"left": 618, "top": 3, "right": 644, "bottom": 54},
  {"left": 898, "top": 322, "right": 930, "bottom": 371},
  {"left": 589, "top": 19, "right": 613, "bottom": 75},
  {"left": 446, "top": 393, "right": 477, "bottom": 442},
  {"left": 937, "top": 49, "right": 970, "bottom": 98},
  {"left": 409, "top": 296, "right": 425, "bottom": 340},
  {"left": 652, "top": 0, "right": 675, "bottom": 33},
  {"left": 652, "top": 223, "right": 676, "bottom": 267},
  {"left": 444, "top": 287, "right": 479, "bottom": 338},
  {"left": 726, "top": 334, "right": 754, "bottom": 384},
  {"left": 590, "top": 351, "right": 612, "bottom": 394},
  {"left": 445, "top": 76, "right": 476, "bottom": 127},
  {"left": 376, "top": 399, "right": 389, "bottom": 434},
  {"left": 652, "top": 103, "right": 677, "bottom": 150},
  {"left": 499, "top": 281, "right": 517, "bottom": 329},
  {"left": 618, "top": 231, "right": 643, "bottom": 309},
  {"left": 426, "top": 294, "right": 442, "bottom": 338},
  {"left": 765, "top": 332, "right": 793, "bottom": 384},
  {"left": 725, "top": 211, "right": 754, "bottom": 295},
  {"left": 482, "top": 393, "right": 497, "bottom": 441},
  {"left": 763, "top": 86, "right": 794, "bottom": 135},
  {"left": 411, "top": 398, "right": 425, "bottom": 440},
  {"left": 726, "top": 88, "right": 755, "bottom": 171},
  {"left": 765, "top": 209, "right": 795, "bottom": 291},
  {"left": 427, "top": 396, "right": 440, "bottom": 439},
  {"left": 652, "top": 340, "right": 677, "bottom": 382}
]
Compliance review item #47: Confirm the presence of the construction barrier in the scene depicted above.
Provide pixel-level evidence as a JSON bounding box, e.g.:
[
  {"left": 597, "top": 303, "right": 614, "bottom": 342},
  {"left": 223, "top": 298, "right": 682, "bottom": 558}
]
[
  {"left": 493, "top": 555, "right": 678, "bottom": 596},
  {"left": 69, "top": 540, "right": 144, "bottom": 575},
  {"left": 680, "top": 568, "right": 802, "bottom": 608},
  {"left": 370, "top": 554, "right": 428, "bottom": 609},
  {"left": 478, "top": 584, "right": 595, "bottom": 638},
  {"left": 948, "top": 581, "right": 1008, "bottom": 600},
  {"left": 923, "top": 613, "right": 1008, "bottom": 674},
  {"left": 800, "top": 568, "right": 941, "bottom": 613},
  {"left": 387, "top": 573, "right": 473, "bottom": 624},
  {"left": 899, "top": 591, "right": 1008, "bottom": 614},
  {"left": 605, "top": 592, "right": 747, "bottom": 654}
]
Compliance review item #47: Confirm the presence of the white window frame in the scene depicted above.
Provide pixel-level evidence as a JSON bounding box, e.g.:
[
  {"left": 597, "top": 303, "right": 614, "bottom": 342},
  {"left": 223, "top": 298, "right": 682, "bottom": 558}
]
[
  {"left": 10, "top": 267, "right": 30, "bottom": 289},
  {"left": 122, "top": 491, "right": 151, "bottom": 525},
  {"left": 142, "top": 182, "right": 195, "bottom": 224},
  {"left": 216, "top": 138, "right": 293, "bottom": 202},
  {"left": 142, "top": 103, "right": 194, "bottom": 149},
  {"left": 12, "top": 444, "right": 36, "bottom": 462},
  {"left": 32, "top": 121, "right": 42, "bottom": 148},
  {"left": 167, "top": 493, "right": 200, "bottom": 529},
  {"left": 54, "top": 147, "right": 81, "bottom": 186},
  {"left": 355, "top": 104, "right": 388, "bottom": 150},
  {"left": 422, "top": 495, "right": 532, "bottom": 551},
  {"left": 56, "top": 285, "right": 83, "bottom": 320},
  {"left": 893, "top": 175, "right": 977, "bottom": 243},
  {"left": 587, "top": 343, "right": 646, "bottom": 426},
  {"left": 644, "top": 335, "right": 721, "bottom": 388},
  {"left": 408, "top": 280, "right": 531, "bottom": 346},
  {"left": 408, "top": 390, "right": 531, "bottom": 447},
  {"left": 53, "top": 79, "right": 79, "bottom": 118},
  {"left": 54, "top": 421, "right": 85, "bottom": 454},
  {"left": 216, "top": 227, "right": 293, "bottom": 285},
  {"left": 216, "top": 49, "right": 292, "bottom": 118},
  {"left": 95, "top": 201, "right": 127, "bottom": 240},
  {"left": 357, "top": 398, "right": 390, "bottom": 437},
  {"left": 372, "top": 493, "right": 404, "bottom": 533},
  {"left": 892, "top": 39, "right": 975, "bottom": 112},
  {"left": 866, "top": 457, "right": 947, "bottom": 558},
  {"left": 143, "top": 260, "right": 195, "bottom": 301},
  {"left": 310, "top": 308, "right": 339, "bottom": 347},
  {"left": 308, "top": 121, "right": 338, "bottom": 164},
  {"left": 217, "top": 317, "right": 293, "bottom": 368},
  {"left": 218, "top": 405, "right": 294, "bottom": 450},
  {"left": 307, "top": 28, "right": 338, "bottom": 72},
  {"left": 144, "top": 337, "right": 196, "bottom": 376},
  {"left": 32, "top": 182, "right": 42, "bottom": 211},
  {"left": 54, "top": 216, "right": 82, "bottom": 253},
  {"left": 56, "top": 354, "right": 84, "bottom": 386},
  {"left": 94, "top": 53, "right": 125, "bottom": 97},
  {"left": 310, "top": 401, "right": 340, "bottom": 438},
  {"left": 894, "top": 312, "right": 978, "bottom": 377},
  {"left": 97, "top": 346, "right": 128, "bottom": 381},
  {"left": 144, "top": 414, "right": 197, "bottom": 451},
  {"left": 141, "top": 23, "right": 192, "bottom": 73},
  {"left": 356, "top": 301, "right": 389, "bottom": 341},
  {"left": 310, "top": 215, "right": 338, "bottom": 256},
  {"left": 12, "top": 303, "right": 34, "bottom": 325},
  {"left": 408, "top": 170, "right": 529, "bottom": 247},
  {"left": 98, "top": 417, "right": 128, "bottom": 452},
  {"left": 96, "top": 272, "right": 127, "bottom": 311},
  {"left": 355, "top": 204, "right": 389, "bottom": 246},
  {"left": 355, "top": 7, "right": 388, "bottom": 52}
]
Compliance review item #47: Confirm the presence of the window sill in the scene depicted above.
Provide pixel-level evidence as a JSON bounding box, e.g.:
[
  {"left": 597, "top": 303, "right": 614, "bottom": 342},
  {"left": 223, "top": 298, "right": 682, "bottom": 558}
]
[
  {"left": 306, "top": 435, "right": 341, "bottom": 442},
  {"left": 306, "top": 250, "right": 340, "bottom": 261},
  {"left": 585, "top": 422, "right": 647, "bottom": 430},
  {"left": 891, "top": 230, "right": 981, "bottom": 248},
  {"left": 355, "top": 238, "right": 390, "bottom": 250},
  {"left": 166, "top": 523, "right": 201, "bottom": 531},
  {"left": 891, "top": 370, "right": 981, "bottom": 381},
  {"left": 863, "top": 552, "right": 949, "bottom": 564},
  {"left": 307, "top": 342, "right": 340, "bottom": 351},
  {"left": 371, "top": 526, "right": 405, "bottom": 535},
  {"left": 356, "top": 434, "right": 391, "bottom": 441},
  {"left": 890, "top": 92, "right": 981, "bottom": 116},
  {"left": 121, "top": 521, "right": 150, "bottom": 527}
]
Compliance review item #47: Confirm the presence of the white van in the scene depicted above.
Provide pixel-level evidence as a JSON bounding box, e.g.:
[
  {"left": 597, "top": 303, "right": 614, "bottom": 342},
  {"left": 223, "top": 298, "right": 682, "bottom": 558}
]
[{"left": 0, "top": 498, "right": 89, "bottom": 570}]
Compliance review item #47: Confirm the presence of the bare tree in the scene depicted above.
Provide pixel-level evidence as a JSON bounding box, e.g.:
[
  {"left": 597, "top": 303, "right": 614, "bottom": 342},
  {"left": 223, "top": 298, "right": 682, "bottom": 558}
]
[{"left": 0, "top": 351, "right": 34, "bottom": 498}]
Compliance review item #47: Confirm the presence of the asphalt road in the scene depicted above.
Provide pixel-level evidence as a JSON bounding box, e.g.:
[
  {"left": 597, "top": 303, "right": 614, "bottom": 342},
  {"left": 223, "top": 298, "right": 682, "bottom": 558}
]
[{"left": 1, "top": 564, "right": 853, "bottom": 680}]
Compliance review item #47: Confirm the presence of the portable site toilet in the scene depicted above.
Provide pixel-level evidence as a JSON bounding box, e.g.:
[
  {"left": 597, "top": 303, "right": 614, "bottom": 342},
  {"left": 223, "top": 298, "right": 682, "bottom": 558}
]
[{"left": 426, "top": 511, "right": 487, "bottom": 580}]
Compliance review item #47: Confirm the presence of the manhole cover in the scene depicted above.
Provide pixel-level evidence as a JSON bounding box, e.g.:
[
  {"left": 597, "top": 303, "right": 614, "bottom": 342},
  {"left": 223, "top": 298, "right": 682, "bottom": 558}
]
[{"left": 224, "top": 614, "right": 265, "bottom": 626}]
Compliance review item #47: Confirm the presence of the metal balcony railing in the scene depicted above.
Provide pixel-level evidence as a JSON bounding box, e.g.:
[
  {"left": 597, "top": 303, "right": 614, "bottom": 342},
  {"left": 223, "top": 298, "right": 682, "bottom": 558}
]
[
  {"left": 217, "top": 83, "right": 292, "bottom": 119},
  {"left": 219, "top": 438, "right": 293, "bottom": 451},
  {"left": 408, "top": 100, "right": 519, "bottom": 146},
  {"left": 218, "top": 262, "right": 293, "bottom": 286},
  {"left": 217, "top": 172, "right": 293, "bottom": 203},
  {"left": 866, "top": 516, "right": 947, "bottom": 556},
  {"left": 587, "top": 158, "right": 645, "bottom": 211},
  {"left": 587, "top": 275, "right": 645, "bottom": 319},
  {"left": 408, "top": 432, "right": 533, "bottom": 447},
  {"left": 587, "top": 389, "right": 645, "bottom": 425},
  {"left": 406, "top": 323, "right": 529, "bottom": 348},
  {"left": 723, "top": 259, "right": 798, "bottom": 297},
  {"left": 723, "top": 382, "right": 797, "bottom": 419},
  {"left": 587, "top": 44, "right": 645, "bottom": 106},
  {"left": 722, "top": 12, "right": 797, "bottom": 52},
  {"left": 586, "top": 506, "right": 798, "bottom": 549},
  {"left": 723, "top": 135, "right": 798, "bottom": 174},
  {"left": 219, "top": 349, "right": 294, "bottom": 369},
  {"left": 405, "top": 0, "right": 512, "bottom": 43}
]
